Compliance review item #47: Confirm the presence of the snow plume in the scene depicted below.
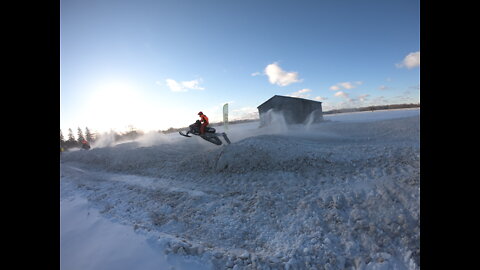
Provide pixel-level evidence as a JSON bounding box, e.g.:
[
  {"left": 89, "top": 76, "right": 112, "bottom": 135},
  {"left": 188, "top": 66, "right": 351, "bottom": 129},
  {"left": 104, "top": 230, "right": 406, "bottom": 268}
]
[
  {"left": 91, "top": 130, "right": 174, "bottom": 149},
  {"left": 259, "top": 109, "right": 325, "bottom": 133},
  {"left": 303, "top": 110, "right": 318, "bottom": 130},
  {"left": 260, "top": 109, "right": 288, "bottom": 133},
  {"left": 136, "top": 131, "right": 170, "bottom": 147},
  {"left": 92, "top": 130, "right": 117, "bottom": 148}
]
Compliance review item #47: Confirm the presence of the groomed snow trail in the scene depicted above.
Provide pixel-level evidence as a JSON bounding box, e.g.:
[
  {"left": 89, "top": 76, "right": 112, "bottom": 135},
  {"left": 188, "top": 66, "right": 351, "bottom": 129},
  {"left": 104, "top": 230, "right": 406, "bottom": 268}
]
[{"left": 61, "top": 110, "right": 420, "bottom": 270}]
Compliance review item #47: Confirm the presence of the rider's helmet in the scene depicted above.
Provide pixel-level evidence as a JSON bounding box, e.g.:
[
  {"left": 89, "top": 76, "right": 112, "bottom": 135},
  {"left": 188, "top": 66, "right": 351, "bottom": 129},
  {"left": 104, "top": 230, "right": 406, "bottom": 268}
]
[{"left": 198, "top": 111, "right": 203, "bottom": 115}]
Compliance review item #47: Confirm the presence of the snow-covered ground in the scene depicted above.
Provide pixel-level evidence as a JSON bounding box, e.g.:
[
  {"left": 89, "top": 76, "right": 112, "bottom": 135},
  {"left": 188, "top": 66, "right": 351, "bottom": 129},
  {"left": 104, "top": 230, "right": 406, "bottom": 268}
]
[{"left": 60, "top": 108, "right": 420, "bottom": 270}]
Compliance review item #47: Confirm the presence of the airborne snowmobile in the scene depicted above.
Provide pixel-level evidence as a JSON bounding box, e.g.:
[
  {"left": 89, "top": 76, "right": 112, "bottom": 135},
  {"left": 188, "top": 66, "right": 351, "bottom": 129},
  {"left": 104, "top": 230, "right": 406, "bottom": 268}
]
[{"left": 179, "top": 120, "right": 231, "bottom": 145}]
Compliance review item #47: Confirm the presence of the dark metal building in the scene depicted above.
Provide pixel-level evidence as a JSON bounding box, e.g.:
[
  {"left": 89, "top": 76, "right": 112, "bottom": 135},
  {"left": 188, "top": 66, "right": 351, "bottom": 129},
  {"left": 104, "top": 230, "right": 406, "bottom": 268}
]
[{"left": 257, "top": 95, "right": 323, "bottom": 125}]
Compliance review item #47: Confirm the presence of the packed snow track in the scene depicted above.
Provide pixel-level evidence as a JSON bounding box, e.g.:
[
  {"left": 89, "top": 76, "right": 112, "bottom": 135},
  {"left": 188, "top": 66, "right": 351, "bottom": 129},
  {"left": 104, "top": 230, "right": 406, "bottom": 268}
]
[{"left": 61, "top": 109, "right": 420, "bottom": 270}]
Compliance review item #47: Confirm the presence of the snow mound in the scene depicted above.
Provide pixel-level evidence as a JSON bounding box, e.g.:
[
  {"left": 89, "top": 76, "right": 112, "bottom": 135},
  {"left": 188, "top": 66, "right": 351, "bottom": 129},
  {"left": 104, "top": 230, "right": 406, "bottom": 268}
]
[{"left": 177, "top": 116, "right": 419, "bottom": 176}]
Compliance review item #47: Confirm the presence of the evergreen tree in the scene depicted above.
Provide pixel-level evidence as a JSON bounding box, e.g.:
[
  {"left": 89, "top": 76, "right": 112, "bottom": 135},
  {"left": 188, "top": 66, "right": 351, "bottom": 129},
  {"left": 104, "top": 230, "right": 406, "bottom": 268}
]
[
  {"left": 66, "top": 128, "right": 77, "bottom": 149},
  {"left": 60, "top": 129, "right": 65, "bottom": 148},
  {"left": 67, "top": 128, "right": 75, "bottom": 141},
  {"left": 85, "top": 127, "right": 94, "bottom": 142},
  {"left": 77, "top": 127, "right": 85, "bottom": 143}
]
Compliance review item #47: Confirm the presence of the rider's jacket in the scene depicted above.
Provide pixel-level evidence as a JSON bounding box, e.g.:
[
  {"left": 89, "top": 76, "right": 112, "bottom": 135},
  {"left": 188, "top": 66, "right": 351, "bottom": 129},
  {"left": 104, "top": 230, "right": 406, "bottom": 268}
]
[{"left": 200, "top": 114, "right": 209, "bottom": 125}]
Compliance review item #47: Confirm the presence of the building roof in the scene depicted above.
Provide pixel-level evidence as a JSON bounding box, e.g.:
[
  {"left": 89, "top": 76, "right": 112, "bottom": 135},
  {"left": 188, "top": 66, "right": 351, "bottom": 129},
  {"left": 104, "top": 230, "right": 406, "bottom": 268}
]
[{"left": 257, "top": 95, "right": 322, "bottom": 109}]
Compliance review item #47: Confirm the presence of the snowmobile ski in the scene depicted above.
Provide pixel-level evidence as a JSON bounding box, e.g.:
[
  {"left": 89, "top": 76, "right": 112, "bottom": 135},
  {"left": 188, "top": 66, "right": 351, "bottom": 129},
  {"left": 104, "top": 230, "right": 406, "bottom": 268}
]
[
  {"left": 179, "top": 131, "right": 192, "bottom": 137},
  {"left": 200, "top": 134, "right": 222, "bottom": 145}
]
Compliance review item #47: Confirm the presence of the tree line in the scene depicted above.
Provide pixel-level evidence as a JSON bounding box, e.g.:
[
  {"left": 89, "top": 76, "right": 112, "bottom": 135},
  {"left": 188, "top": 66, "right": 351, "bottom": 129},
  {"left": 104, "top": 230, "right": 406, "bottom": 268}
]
[
  {"left": 60, "top": 126, "right": 145, "bottom": 150},
  {"left": 60, "top": 127, "right": 95, "bottom": 150}
]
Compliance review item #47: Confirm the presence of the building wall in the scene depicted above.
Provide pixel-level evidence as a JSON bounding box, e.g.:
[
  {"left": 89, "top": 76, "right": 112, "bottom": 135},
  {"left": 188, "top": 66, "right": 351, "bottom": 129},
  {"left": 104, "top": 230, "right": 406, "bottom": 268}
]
[{"left": 258, "top": 96, "right": 323, "bottom": 125}]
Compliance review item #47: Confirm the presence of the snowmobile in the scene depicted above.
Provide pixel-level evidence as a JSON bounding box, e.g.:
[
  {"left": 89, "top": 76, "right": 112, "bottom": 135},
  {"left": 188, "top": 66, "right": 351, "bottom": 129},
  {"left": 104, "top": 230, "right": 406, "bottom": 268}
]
[
  {"left": 81, "top": 143, "right": 91, "bottom": 150},
  {"left": 179, "top": 120, "right": 231, "bottom": 145}
]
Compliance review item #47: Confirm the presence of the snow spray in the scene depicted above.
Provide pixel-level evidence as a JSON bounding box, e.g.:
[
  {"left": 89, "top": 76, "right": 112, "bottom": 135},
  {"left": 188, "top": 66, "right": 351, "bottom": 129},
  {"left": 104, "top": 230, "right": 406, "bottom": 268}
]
[
  {"left": 91, "top": 130, "right": 117, "bottom": 148},
  {"left": 261, "top": 109, "right": 288, "bottom": 133},
  {"left": 136, "top": 131, "right": 170, "bottom": 147}
]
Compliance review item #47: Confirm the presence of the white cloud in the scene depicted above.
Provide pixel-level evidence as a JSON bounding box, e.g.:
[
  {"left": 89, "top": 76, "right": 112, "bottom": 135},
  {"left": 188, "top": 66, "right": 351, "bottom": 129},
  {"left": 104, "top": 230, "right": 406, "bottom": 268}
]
[
  {"left": 165, "top": 78, "right": 205, "bottom": 92},
  {"left": 334, "top": 91, "right": 349, "bottom": 99},
  {"left": 396, "top": 51, "right": 420, "bottom": 69},
  {"left": 327, "top": 93, "right": 372, "bottom": 109},
  {"left": 314, "top": 96, "right": 327, "bottom": 101},
  {"left": 165, "top": 79, "right": 186, "bottom": 92},
  {"left": 182, "top": 79, "right": 204, "bottom": 90},
  {"left": 370, "top": 96, "right": 389, "bottom": 105},
  {"left": 339, "top": 82, "right": 356, "bottom": 89},
  {"left": 378, "top": 85, "right": 390, "bottom": 90},
  {"left": 358, "top": 94, "right": 370, "bottom": 102},
  {"left": 329, "top": 85, "right": 340, "bottom": 91},
  {"left": 409, "top": 84, "right": 420, "bottom": 90},
  {"left": 297, "top": 89, "right": 311, "bottom": 94},
  {"left": 264, "top": 62, "right": 301, "bottom": 86},
  {"left": 231, "top": 107, "right": 259, "bottom": 120},
  {"left": 251, "top": 72, "right": 262, "bottom": 76},
  {"left": 288, "top": 88, "right": 312, "bottom": 99},
  {"left": 329, "top": 81, "right": 363, "bottom": 91},
  {"left": 324, "top": 90, "right": 419, "bottom": 112}
]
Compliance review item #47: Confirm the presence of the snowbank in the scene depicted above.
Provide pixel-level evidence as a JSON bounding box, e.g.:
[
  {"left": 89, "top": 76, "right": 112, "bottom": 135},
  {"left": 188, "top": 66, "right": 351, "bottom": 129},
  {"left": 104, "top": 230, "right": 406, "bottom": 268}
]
[{"left": 61, "top": 108, "right": 420, "bottom": 270}]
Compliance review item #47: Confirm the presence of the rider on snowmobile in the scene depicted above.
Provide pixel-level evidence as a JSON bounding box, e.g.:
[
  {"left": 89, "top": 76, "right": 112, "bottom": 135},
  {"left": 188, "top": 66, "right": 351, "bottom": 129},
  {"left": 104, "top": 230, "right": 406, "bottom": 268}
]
[
  {"left": 178, "top": 112, "right": 230, "bottom": 145},
  {"left": 198, "top": 111, "right": 209, "bottom": 135},
  {"left": 81, "top": 139, "right": 91, "bottom": 150}
]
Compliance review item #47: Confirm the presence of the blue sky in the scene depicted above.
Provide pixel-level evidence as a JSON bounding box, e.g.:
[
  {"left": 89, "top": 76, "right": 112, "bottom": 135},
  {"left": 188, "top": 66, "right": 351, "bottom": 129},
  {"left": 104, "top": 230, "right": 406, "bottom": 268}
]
[{"left": 60, "top": 0, "right": 420, "bottom": 133}]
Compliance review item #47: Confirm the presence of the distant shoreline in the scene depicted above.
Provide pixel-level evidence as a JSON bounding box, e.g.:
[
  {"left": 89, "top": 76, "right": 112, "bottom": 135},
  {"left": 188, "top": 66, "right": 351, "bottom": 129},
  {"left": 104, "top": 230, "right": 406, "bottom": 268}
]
[{"left": 323, "top": 103, "right": 420, "bottom": 115}]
